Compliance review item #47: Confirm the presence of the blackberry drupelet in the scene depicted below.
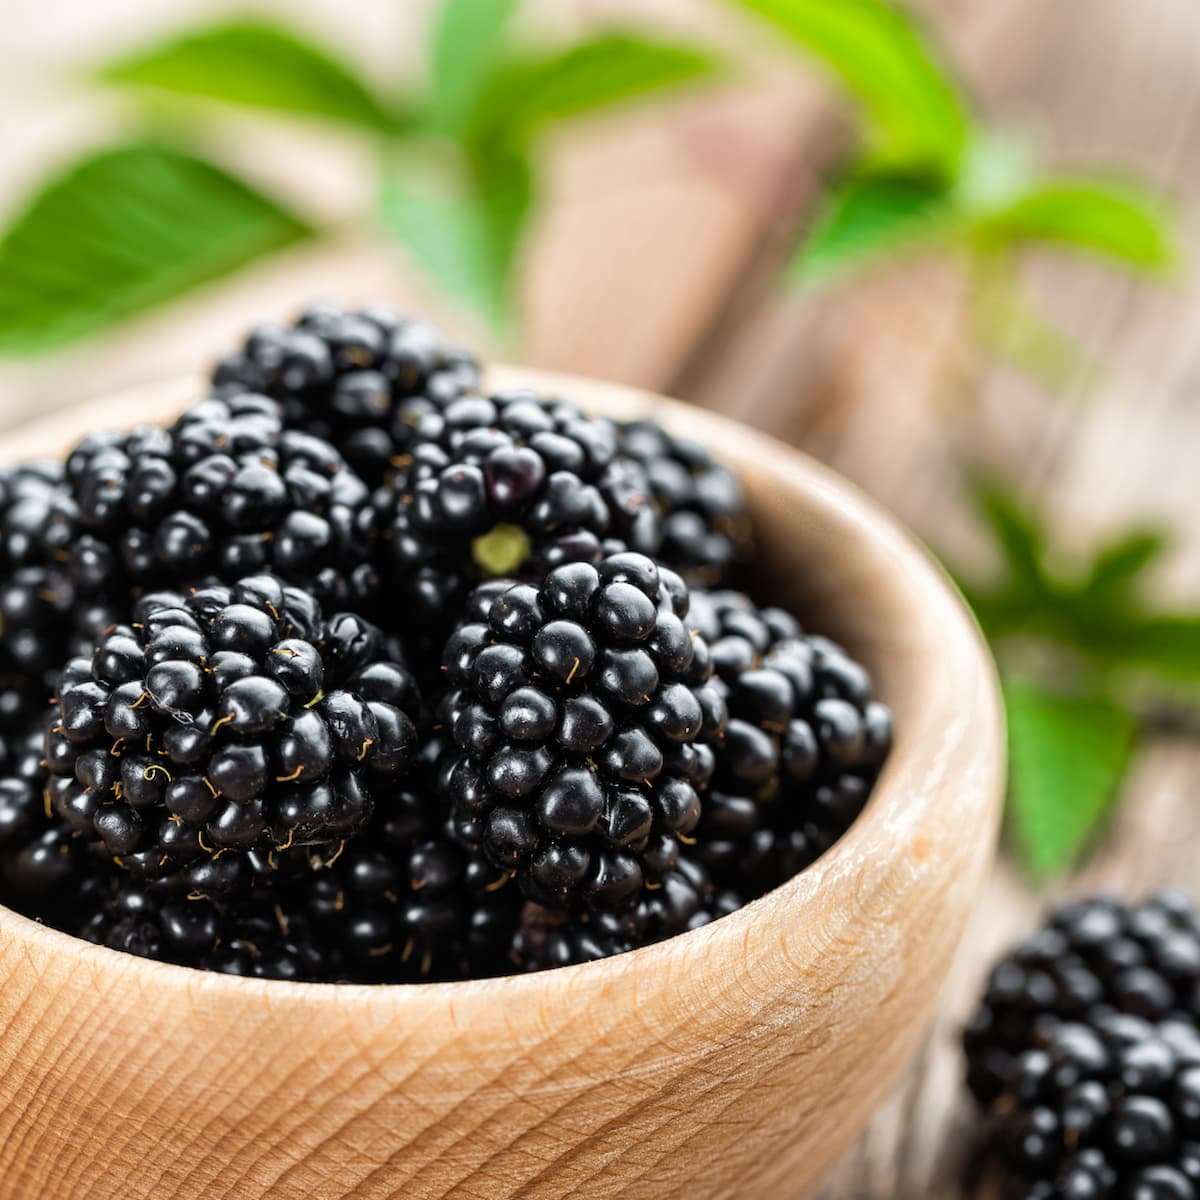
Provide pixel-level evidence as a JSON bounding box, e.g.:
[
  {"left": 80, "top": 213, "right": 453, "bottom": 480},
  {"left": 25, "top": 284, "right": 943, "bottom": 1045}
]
[
  {"left": 42, "top": 392, "right": 377, "bottom": 613},
  {"left": 439, "top": 551, "right": 726, "bottom": 912},
  {"left": 509, "top": 854, "right": 745, "bottom": 971},
  {"left": 0, "top": 464, "right": 74, "bottom": 731},
  {"left": 43, "top": 573, "right": 420, "bottom": 891},
  {"left": 966, "top": 892, "right": 1200, "bottom": 1107},
  {"left": 299, "top": 818, "right": 523, "bottom": 982},
  {"left": 617, "top": 419, "right": 752, "bottom": 586},
  {"left": 688, "top": 590, "right": 892, "bottom": 898},
  {"left": 211, "top": 302, "right": 481, "bottom": 488},
  {"left": 373, "top": 387, "right": 661, "bottom": 653}
]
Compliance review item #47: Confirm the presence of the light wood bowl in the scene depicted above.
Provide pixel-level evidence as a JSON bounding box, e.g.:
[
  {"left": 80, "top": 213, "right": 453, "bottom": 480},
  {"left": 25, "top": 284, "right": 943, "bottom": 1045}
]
[{"left": 0, "top": 368, "right": 1004, "bottom": 1200}]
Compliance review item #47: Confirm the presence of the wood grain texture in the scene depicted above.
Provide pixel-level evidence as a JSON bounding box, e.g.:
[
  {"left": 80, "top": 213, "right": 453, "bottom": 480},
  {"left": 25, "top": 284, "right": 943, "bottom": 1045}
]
[{"left": 0, "top": 371, "right": 1003, "bottom": 1200}]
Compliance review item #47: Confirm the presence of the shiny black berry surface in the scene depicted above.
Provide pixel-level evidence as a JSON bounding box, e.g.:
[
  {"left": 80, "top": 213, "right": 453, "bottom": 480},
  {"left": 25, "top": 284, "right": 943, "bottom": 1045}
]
[
  {"left": 373, "top": 388, "right": 662, "bottom": 655},
  {"left": 44, "top": 393, "right": 377, "bottom": 612},
  {"left": 212, "top": 302, "right": 481, "bottom": 488},
  {"left": 966, "top": 892, "right": 1200, "bottom": 1198},
  {"left": 0, "top": 464, "right": 75, "bottom": 731},
  {"left": 509, "top": 854, "right": 745, "bottom": 971},
  {"left": 41, "top": 573, "right": 420, "bottom": 892},
  {"left": 440, "top": 552, "right": 726, "bottom": 912},
  {"left": 617, "top": 419, "right": 752, "bottom": 586},
  {"left": 688, "top": 589, "right": 892, "bottom": 898}
]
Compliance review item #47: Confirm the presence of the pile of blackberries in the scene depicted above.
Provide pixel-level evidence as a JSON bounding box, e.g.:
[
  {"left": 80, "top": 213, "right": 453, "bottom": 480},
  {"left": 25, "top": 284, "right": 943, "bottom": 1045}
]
[
  {"left": 0, "top": 302, "right": 892, "bottom": 983},
  {"left": 966, "top": 892, "right": 1200, "bottom": 1198}
]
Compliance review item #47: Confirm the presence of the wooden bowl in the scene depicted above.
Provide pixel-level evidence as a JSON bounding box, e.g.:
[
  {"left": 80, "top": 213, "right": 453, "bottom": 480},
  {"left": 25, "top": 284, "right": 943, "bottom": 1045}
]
[{"left": 0, "top": 369, "right": 1004, "bottom": 1200}]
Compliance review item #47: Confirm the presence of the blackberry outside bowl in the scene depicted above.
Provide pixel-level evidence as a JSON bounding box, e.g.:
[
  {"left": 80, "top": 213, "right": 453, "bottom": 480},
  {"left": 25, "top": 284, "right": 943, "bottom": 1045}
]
[{"left": 0, "top": 368, "right": 1004, "bottom": 1200}]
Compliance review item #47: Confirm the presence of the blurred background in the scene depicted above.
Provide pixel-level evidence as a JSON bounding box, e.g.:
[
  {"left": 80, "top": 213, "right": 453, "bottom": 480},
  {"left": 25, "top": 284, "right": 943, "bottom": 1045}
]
[{"left": 1, "top": 0, "right": 1198, "bottom": 1193}]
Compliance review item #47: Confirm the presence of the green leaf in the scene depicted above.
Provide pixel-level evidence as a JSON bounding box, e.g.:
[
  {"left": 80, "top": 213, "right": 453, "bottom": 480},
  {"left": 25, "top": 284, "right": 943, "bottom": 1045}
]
[
  {"left": 1090, "top": 613, "right": 1200, "bottom": 684},
  {"left": 0, "top": 142, "right": 311, "bottom": 355},
  {"left": 1005, "top": 681, "right": 1137, "bottom": 877},
  {"left": 379, "top": 152, "right": 532, "bottom": 335},
  {"left": 471, "top": 34, "right": 719, "bottom": 148},
  {"left": 96, "top": 19, "right": 404, "bottom": 133},
  {"left": 1082, "top": 529, "right": 1169, "bottom": 602},
  {"left": 975, "top": 180, "right": 1174, "bottom": 271},
  {"left": 791, "top": 171, "right": 952, "bottom": 283},
  {"left": 970, "top": 475, "right": 1049, "bottom": 599},
  {"left": 953, "top": 132, "right": 1034, "bottom": 214},
  {"left": 427, "top": 0, "right": 519, "bottom": 137},
  {"left": 953, "top": 579, "right": 1034, "bottom": 642},
  {"left": 735, "top": 0, "right": 970, "bottom": 172}
]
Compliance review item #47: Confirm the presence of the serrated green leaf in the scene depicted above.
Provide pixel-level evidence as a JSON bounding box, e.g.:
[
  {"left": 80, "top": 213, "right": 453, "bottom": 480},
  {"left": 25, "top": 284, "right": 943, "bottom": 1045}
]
[
  {"left": 1005, "top": 682, "right": 1136, "bottom": 877},
  {"left": 96, "top": 20, "right": 405, "bottom": 133},
  {"left": 975, "top": 180, "right": 1173, "bottom": 271},
  {"left": 426, "top": 0, "right": 519, "bottom": 137},
  {"left": 791, "top": 171, "right": 953, "bottom": 283},
  {"left": 0, "top": 142, "right": 311, "bottom": 355},
  {"left": 379, "top": 153, "right": 531, "bottom": 335},
  {"left": 471, "top": 34, "right": 718, "bottom": 149},
  {"left": 734, "top": 0, "right": 969, "bottom": 172}
]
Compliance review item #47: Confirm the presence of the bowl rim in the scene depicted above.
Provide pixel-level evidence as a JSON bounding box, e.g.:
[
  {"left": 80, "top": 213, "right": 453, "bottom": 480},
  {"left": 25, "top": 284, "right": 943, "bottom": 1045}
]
[{"left": 0, "top": 367, "right": 1004, "bottom": 1008}]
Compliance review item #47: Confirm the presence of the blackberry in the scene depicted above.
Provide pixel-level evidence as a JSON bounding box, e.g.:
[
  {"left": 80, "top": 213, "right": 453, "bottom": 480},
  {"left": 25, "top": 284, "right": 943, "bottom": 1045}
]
[
  {"left": 285, "top": 736, "right": 523, "bottom": 981},
  {"left": 200, "top": 898, "right": 337, "bottom": 981},
  {"left": 41, "top": 393, "right": 376, "bottom": 613},
  {"left": 43, "top": 573, "right": 420, "bottom": 890},
  {"left": 509, "top": 854, "right": 745, "bottom": 971},
  {"left": 966, "top": 892, "right": 1200, "bottom": 1106},
  {"left": 211, "top": 302, "right": 481, "bottom": 488},
  {"left": 687, "top": 590, "right": 892, "bottom": 897},
  {"left": 0, "top": 718, "right": 47, "bottom": 854},
  {"left": 0, "top": 464, "right": 74, "bottom": 731},
  {"left": 617, "top": 419, "right": 752, "bottom": 585},
  {"left": 373, "top": 387, "right": 660, "bottom": 655},
  {"left": 298, "top": 818, "right": 522, "bottom": 982},
  {"left": 77, "top": 874, "right": 339, "bottom": 982},
  {"left": 0, "top": 821, "right": 98, "bottom": 920},
  {"left": 439, "top": 551, "right": 726, "bottom": 912},
  {"left": 965, "top": 892, "right": 1200, "bottom": 1198},
  {"left": 976, "top": 1014, "right": 1200, "bottom": 1198}
]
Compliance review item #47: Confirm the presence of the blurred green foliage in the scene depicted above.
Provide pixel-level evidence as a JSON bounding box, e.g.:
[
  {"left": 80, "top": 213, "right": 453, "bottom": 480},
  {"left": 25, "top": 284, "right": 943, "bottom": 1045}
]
[
  {"left": 734, "top": 0, "right": 1172, "bottom": 293},
  {"left": 728, "top": 0, "right": 1186, "bottom": 878},
  {"left": 952, "top": 478, "right": 1200, "bottom": 876},
  {"left": 0, "top": 0, "right": 1171, "bottom": 357},
  {"left": 0, "top": 2, "right": 717, "bottom": 350}
]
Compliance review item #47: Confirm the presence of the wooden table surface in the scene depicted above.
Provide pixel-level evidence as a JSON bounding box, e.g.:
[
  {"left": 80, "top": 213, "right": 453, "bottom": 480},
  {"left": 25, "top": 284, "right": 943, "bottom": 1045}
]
[{"left": 3, "top": 0, "right": 1199, "bottom": 1194}]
